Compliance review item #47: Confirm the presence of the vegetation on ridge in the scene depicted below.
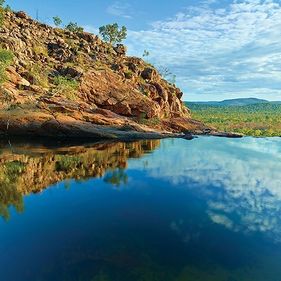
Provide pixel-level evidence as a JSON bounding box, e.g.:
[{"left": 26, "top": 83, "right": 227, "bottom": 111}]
[
  {"left": 99, "top": 23, "right": 127, "bottom": 45},
  {"left": 188, "top": 103, "right": 281, "bottom": 137}
]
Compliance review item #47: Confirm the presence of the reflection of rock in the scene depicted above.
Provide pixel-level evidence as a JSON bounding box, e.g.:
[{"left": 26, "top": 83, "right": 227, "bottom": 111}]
[{"left": 0, "top": 139, "right": 160, "bottom": 219}]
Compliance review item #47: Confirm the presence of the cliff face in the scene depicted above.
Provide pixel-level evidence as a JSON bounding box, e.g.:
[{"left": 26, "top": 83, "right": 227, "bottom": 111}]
[{"left": 0, "top": 10, "right": 207, "bottom": 139}]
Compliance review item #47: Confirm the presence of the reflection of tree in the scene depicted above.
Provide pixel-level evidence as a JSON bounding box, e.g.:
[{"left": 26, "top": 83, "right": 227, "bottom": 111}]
[
  {"left": 104, "top": 168, "right": 128, "bottom": 187},
  {"left": 0, "top": 140, "right": 160, "bottom": 219},
  {"left": 0, "top": 161, "right": 25, "bottom": 220}
]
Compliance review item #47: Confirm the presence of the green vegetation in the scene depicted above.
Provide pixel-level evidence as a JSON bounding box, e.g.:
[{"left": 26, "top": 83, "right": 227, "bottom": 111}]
[
  {"left": 143, "top": 50, "right": 150, "bottom": 58},
  {"left": 104, "top": 168, "right": 128, "bottom": 187},
  {"left": 0, "top": 161, "right": 25, "bottom": 220},
  {"left": 55, "top": 155, "right": 82, "bottom": 172},
  {"left": 53, "top": 75, "right": 79, "bottom": 100},
  {"left": 4, "top": 4, "right": 11, "bottom": 12},
  {"left": 124, "top": 70, "right": 133, "bottom": 79},
  {"left": 32, "top": 43, "right": 48, "bottom": 57},
  {"left": 99, "top": 23, "right": 127, "bottom": 45},
  {"left": 53, "top": 16, "right": 62, "bottom": 27},
  {"left": 0, "top": 0, "right": 9, "bottom": 25},
  {"left": 0, "top": 49, "right": 13, "bottom": 84},
  {"left": 0, "top": 1, "right": 3, "bottom": 25},
  {"left": 65, "top": 22, "right": 84, "bottom": 33},
  {"left": 27, "top": 63, "right": 49, "bottom": 88},
  {"left": 187, "top": 103, "right": 281, "bottom": 137}
]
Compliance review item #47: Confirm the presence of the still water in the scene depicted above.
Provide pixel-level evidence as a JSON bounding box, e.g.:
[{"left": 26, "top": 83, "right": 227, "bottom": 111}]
[{"left": 1, "top": 137, "right": 281, "bottom": 281}]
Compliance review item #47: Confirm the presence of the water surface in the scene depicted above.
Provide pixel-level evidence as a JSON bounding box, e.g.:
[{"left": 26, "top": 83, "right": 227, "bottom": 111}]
[{"left": 1, "top": 137, "right": 281, "bottom": 281}]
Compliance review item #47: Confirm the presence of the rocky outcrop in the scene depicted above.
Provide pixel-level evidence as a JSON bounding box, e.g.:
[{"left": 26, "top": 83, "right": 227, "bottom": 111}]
[{"left": 0, "top": 10, "right": 209, "bottom": 139}]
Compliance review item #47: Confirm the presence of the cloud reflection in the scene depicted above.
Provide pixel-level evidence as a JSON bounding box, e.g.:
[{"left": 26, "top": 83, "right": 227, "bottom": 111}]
[{"left": 130, "top": 137, "right": 281, "bottom": 242}]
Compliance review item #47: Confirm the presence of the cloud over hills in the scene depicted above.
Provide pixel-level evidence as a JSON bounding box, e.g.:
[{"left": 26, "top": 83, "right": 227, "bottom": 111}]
[{"left": 126, "top": 0, "right": 281, "bottom": 100}]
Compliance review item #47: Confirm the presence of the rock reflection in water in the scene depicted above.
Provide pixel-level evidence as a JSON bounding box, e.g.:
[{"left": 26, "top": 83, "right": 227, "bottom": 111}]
[
  {"left": 0, "top": 139, "right": 160, "bottom": 220},
  {"left": 1, "top": 137, "right": 281, "bottom": 281}
]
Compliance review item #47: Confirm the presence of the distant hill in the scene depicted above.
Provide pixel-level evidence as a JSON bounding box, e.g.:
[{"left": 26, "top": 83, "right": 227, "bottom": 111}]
[{"left": 186, "top": 98, "right": 271, "bottom": 107}]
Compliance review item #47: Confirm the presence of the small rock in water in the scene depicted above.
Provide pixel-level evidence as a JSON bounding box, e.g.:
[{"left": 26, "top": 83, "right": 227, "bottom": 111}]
[
  {"left": 212, "top": 131, "right": 243, "bottom": 138},
  {"left": 183, "top": 133, "right": 195, "bottom": 140}
]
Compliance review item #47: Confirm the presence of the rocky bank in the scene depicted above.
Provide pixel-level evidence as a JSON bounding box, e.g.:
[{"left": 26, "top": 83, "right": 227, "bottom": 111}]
[{"left": 0, "top": 10, "right": 209, "bottom": 139}]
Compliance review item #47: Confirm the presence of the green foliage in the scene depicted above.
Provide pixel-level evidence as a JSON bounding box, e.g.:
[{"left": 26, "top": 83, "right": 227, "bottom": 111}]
[
  {"left": 65, "top": 22, "right": 84, "bottom": 33},
  {"left": 0, "top": 0, "right": 4, "bottom": 26},
  {"left": 99, "top": 23, "right": 127, "bottom": 45},
  {"left": 0, "top": 49, "right": 13, "bottom": 84},
  {"left": 0, "top": 11, "right": 3, "bottom": 26},
  {"left": 27, "top": 63, "right": 49, "bottom": 88},
  {"left": 104, "top": 169, "right": 128, "bottom": 187},
  {"left": 0, "top": 161, "right": 25, "bottom": 220},
  {"left": 124, "top": 70, "right": 133, "bottom": 79},
  {"left": 55, "top": 155, "right": 82, "bottom": 172},
  {"left": 32, "top": 44, "right": 48, "bottom": 56},
  {"left": 4, "top": 4, "right": 11, "bottom": 12},
  {"left": 53, "top": 75, "right": 79, "bottom": 100},
  {"left": 187, "top": 103, "right": 281, "bottom": 137},
  {"left": 143, "top": 50, "right": 150, "bottom": 57},
  {"left": 137, "top": 112, "right": 161, "bottom": 126},
  {"left": 0, "top": 49, "right": 13, "bottom": 64},
  {"left": 53, "top": 16, "right": 62, "bottom": 27}
]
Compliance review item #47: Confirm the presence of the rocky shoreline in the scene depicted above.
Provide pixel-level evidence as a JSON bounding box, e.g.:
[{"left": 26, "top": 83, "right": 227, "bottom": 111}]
[{"left": 0, "top": 10, "right": 244, "bottom": 140}]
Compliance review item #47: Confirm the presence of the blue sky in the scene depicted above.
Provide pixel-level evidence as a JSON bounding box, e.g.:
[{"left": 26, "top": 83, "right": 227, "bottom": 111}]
[{"left": 6, "top": 0, "right": 281, "bottom": 101}]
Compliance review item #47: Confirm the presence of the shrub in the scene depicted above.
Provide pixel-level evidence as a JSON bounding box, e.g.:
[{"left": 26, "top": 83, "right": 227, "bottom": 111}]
[
  {"left": 55, "top": 155, "right": 81, "bottom": 172},
  {"left": 143, "top": 50, "right": 150, "bottom": 58},
  {"left": 33, "top": 44, "right": 48, "bottom": 57},
  {"left": 99, "top": 23, "right": 127, "bottom": 45},
  {"left": 124, "top": 70, "right": 133, "bottom": 79},
  {"left": 53, "top": 16, "right": 62, "bottom": 27},
  {"left": 27, "top": 64, "right": 49, "bottom": 88},
  {"left": 65, "top": 22, "right": 84, "bottom": 33},
  {"left": 0, "top": 0, "right": 6, "bottom": 25},
  {"left": 0, "top": 49, "right": 13, "bottom": 84},
  {"left": 0, "top": 160, "right": 25, "bottom": 220},
  {"left": 53, "top": 75, "right": 79, "bottom": 100},
  {"left": 4, "top": 5, "right": 11, "bottom": 12}
]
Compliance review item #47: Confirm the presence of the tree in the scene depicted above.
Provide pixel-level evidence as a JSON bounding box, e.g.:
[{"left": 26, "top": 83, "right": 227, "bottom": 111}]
[
  {"left": 65, "top": 22, "right": 84, "bottom": 33},
  {"left": 53, "top": 16, "right": 62, "bottom": 27},
  {"left": 99, "top": 23, "right": 127, "bottom": 45},
  {"left": 143, "top": 50, "right": 150, "bottom": 58},
  {"left": 158, "top": 66, "right": 176, "bottom": 84},
  {"left": 0, "top": 0, "right": 5, "bottom": 7}
]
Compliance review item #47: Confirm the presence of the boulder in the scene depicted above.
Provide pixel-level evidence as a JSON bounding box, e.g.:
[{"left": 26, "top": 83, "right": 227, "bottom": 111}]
[
  {"left": 15, "top": 11, "right": 29, "bottom": 19},
  {"left": 141, "top": 68, "right": 156, "bottom": 80},
  {"left": 58, "top": 66, "right": 84, "bottom": 79}
]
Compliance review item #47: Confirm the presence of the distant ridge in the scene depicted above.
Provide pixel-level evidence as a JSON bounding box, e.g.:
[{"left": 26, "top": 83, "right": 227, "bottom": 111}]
[{"left": 185, "top": 98, "right": 280, "bottom": 106}]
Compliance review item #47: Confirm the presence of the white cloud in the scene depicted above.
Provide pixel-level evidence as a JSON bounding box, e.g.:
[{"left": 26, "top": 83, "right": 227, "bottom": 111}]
[
  {"left": 129, "top": 137, "right": 281, "bottom": 241},
  {"left": 125, "top": 0, "right": 281, "bottom": 100},
  {"left": 106, "top": 2, "right": 132, "bottom": 19}
]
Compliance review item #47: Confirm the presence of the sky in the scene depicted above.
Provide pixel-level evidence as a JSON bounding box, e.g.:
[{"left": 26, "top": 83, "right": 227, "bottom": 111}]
[{"left": 5, "top": 0, "right": 281, "bottom": 101}]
